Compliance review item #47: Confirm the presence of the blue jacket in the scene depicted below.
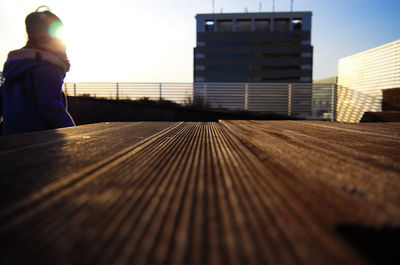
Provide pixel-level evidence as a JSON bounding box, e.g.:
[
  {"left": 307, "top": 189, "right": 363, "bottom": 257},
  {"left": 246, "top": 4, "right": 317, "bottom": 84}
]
[{"left": 0, "top": 48, "right": 75, "bottom": 135}]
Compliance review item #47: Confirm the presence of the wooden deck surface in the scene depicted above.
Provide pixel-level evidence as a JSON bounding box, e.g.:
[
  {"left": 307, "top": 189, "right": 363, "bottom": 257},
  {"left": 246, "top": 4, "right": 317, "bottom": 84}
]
[{"left": 1, "top": 121, "right": 399, "bottom": 265}]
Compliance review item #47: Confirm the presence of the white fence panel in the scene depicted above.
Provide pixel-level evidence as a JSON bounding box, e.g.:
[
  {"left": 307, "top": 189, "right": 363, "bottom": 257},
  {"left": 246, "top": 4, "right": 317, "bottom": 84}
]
[{"left": 62, "top": 81, "right": 383, "bottom": 122}]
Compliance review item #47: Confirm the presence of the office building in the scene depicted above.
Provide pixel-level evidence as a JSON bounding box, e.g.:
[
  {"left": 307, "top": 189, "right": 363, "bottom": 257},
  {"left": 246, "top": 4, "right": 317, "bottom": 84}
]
[{"left": 194, "top": 11, "right": 313, "bottom": 83}]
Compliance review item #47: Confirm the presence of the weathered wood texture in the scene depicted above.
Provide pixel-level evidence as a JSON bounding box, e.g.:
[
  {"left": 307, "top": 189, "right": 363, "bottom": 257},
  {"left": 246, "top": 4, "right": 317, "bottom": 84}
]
[{"left": 0, "top": 121, "right": 399, "bottom": 265}]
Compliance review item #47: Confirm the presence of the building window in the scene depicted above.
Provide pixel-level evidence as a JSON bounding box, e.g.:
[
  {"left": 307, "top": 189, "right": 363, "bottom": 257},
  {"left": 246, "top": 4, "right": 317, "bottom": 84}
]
[
  {"left": 206, "top": 53, "right": 248, "bottom": 58},
  {"left": 206, "top": 77, "right": 249, "bottom": 82},
  {"left": 252, "top": 40, "right": 302, "bottom": 46},
  {"left": 274, "top": 19, "right": 290, "bottom": 31},
  {"left": 255, "top": 19, "right": 270, "bottom": 31},
  {"left": 195, "top": 53, "right": 205, "bottom": 59},
  {"left": 207, "top": 65, "right": 249, "bottom": 70},
  {"left": 205, "top": 20, "right": 215, "bottom": 32},
  {"left": 251, "top": 65, "right": 301, "bottom": 70},
  {"left": 292, "top": 18, "right": 302, "bottom": 30},
  {"left": 205, "top": 41, "right": 250, "bottom": 46},
  {"left": 256, "top": 77, "right": 300, "bottom": 82},
  {"left": 301, "top": 64, "right": 312, "bottom": 70},
  {"left": 218, "top": 20, "right": 233, "bottom": 32},
  {"left": 236, "top": 19, "right": 251, "bottom": 32},
  {"left": 300, "top": 76, "right": 311, "bottom": 82},
  {"left": 252, "top": 53, "right": 301, "bottom": 58}
]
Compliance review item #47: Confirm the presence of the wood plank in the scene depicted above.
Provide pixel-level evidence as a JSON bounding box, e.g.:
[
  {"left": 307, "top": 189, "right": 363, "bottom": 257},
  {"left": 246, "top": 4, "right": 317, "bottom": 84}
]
[
  {"left": 301, "top": 121, "right": 400, "bottom": 137},
  {"left": 1, "top": 121, "right": 399, "bottom": 265},
  {"left": 0, "top": 122, "right": 177, "bottom": 211},
  {"left": 0, "top": 122, "right": 131, "bottom": 152},
  {"left": 220, "top": 120, "right": 400, "bottom": 227}
]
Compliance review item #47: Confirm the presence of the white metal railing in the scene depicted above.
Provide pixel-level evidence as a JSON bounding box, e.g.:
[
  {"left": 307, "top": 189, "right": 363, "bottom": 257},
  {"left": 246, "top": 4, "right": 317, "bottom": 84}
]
[
  {"left": 64, "top": 82, "right": 347, "bottom": 121},
  {"left": 336, "top": 85, "right": 382, "bottom": 123},
  {"left": 64, "top": 82, "right": 194, "bottom": 105},
  {"left": 1, "top": 74, "right": 383, "bottom": 122}
]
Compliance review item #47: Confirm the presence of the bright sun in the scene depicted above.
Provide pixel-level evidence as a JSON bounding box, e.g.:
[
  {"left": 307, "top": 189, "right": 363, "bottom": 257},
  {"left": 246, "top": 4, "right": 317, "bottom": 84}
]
[
  {"left": 52, "top": 1, "right": 191, "bottom": 83},
  {"left": 60, "top": 5, "right": 145, "bottom": 82}
]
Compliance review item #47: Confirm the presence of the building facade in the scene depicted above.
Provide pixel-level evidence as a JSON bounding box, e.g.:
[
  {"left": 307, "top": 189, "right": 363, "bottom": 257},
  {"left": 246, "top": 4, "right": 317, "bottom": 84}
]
[
  {"left": 194, "top": 12, "right": 313, "bottom": 83},
  {"left": 338, "top": 39, "right": 400, "bottom": 96},
  {"left": 337, "top": 39, "right": 400, "bottom": 122}
]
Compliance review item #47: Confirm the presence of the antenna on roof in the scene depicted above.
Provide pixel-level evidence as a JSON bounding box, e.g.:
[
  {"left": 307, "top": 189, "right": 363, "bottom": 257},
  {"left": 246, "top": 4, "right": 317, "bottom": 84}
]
[
  {"left": 290, "top": 0, "right": 293, "bottom": 11},
  {"left": 212, "top": 0, "right": 215, "bottom": 13},
  {"left": 259, "top": 2, "right": 262, "bottom": 12},
  {"left": 245, "top": 7, "right": 248, "bottom": 13},
  {"left": 273, "top": 0, "right": 275, "bottom": 12}
]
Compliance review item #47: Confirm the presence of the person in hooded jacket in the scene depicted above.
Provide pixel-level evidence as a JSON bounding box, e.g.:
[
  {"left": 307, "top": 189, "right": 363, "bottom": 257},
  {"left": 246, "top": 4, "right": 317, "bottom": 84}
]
[{"left": 0, "top": 7, "right": 75, "bottom": 136}]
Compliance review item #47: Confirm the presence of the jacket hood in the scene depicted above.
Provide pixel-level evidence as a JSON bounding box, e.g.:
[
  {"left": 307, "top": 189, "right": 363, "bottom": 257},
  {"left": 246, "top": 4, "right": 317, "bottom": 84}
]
[{"left": 2, "top": 48, "right": 68, "bottom": 80}]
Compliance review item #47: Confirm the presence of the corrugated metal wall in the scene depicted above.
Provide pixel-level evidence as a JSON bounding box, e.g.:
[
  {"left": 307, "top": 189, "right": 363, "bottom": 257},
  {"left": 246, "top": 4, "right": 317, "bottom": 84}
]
[{"left": 338, "top": 39, "right": 400, "bottom": 96}]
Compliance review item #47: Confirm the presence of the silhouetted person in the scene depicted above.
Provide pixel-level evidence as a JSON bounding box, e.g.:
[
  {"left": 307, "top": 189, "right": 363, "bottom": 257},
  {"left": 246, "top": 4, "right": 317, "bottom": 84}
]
[{"left": 0, "top": 7, "right": 75, "bottom": 135}]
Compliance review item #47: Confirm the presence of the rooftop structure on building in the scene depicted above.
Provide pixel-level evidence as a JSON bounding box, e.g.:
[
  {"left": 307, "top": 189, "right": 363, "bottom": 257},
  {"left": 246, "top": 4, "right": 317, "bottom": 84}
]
[{"left": 194, "top": 11, "right": 313, "bottom": 83}]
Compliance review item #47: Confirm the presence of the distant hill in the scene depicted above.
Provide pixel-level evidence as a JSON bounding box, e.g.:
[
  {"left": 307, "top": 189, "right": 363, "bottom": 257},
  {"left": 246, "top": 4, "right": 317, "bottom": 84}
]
[{"left": 313, "top": 77, "right": 337, "bottom": 83}]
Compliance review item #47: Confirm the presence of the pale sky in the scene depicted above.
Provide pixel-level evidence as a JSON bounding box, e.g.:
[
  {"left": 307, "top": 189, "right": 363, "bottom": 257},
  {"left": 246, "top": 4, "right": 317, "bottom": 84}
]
[{"left": 1, "top": 0, "right": 399, "bottom": 82}]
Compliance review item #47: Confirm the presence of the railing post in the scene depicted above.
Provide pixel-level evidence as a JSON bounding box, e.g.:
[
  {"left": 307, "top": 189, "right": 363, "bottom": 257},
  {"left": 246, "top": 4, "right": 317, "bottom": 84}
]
[
  {"left": 332, "top": 84, "right": 337, "bottom": 122},
  {"left": 74, "top": 83, "right": 76, "bottom": 97},
  {"left": 244, "top": 83, "right": 248, "bottom": 111},
  {"left": 288, "top": 83, "right": 292, "bottom": 116},
  {"left": 159, "top": 83, "right": 162, "bottom": 101},
  {"left": 116, "top": 82, "right": 119, "bottom": 100}
]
